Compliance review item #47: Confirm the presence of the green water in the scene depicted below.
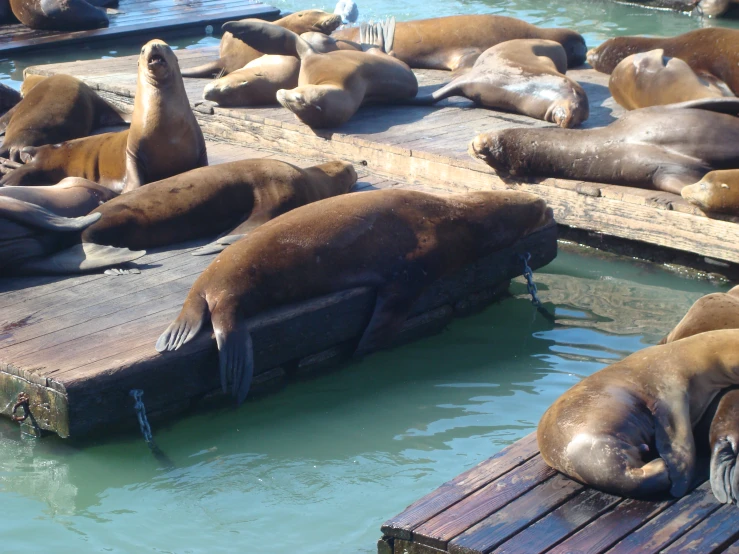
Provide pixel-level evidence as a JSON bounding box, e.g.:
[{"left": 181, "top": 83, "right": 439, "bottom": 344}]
[{"left": 0, "top": 0, "right": 737, "bottom": 552}]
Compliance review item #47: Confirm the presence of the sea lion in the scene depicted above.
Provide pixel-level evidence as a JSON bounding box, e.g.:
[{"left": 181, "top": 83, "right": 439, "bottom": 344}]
[
  {"left": 681, "top": 170, "right": 739, "bottom": 215},
  {"left": 469, "top": 98, "right": 739, "bottom": 195},
  {"left": 222, "top": 19, "right": 418, "bottom": 127},
  {"left": 80, "top": 159, "right": 357, "bottom": 251},
  {"left": 538, "top": 328, "right": 739, "bottom": 498},
  {"left": 156, "top": 189, "right": 553, "bottom": 403},
  {"left": 0, "top": 177, "right": 117, "bottom": 216},
  {"left": 9, "top": 0, "right": 118, "bottom": 31},
  {"left": 697, "top": 0, "right": 739, "bottom": 16},
  {"left": 0, "top": 83, "right": 20, "bottom": 115},
  {"left": 660, "top": 286, "right": 739, "bottom": 344},
  {"left": 333, "top": 15, "right": 587, "bottom": 71},
  {"left": 20, "top": 73, "right": 47, "bottom": 97},
  {"left": 0, "top": 74, "right": 126, "bottom": 162},
  {"left": 202, "top": 32, "right": 365, "bottom": 107},
  {"left": 0, "top": 40, "right": 207, "bottom": 192},
  {"left": 588, "top": 28, "right": 739, "bottom": 95},
  {"left": 609, "top": 49, "right": 734, "bottom": 110},
  {"left": 181, "top": 10, "right": 343, "bottom": 79},
  {"left": 412, "top": 39, "right": 589, "bottom": 128}
]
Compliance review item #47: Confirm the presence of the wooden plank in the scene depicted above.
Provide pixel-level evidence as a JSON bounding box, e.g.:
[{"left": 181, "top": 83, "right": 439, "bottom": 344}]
[
  {"left": 382, "top": 433, "right": 539, "bottom": 541},
  {"left": 660, "top": 504, "right": 739, "bottom": 553},
  {"left": 447, "top": 473, "right": 584, "bottom": 554},
  {"left": 606, "top": 481, "right": 723, "bottom": 554},
  {"left": 725, "top": 538, "right": 739, "bottom": 554}
]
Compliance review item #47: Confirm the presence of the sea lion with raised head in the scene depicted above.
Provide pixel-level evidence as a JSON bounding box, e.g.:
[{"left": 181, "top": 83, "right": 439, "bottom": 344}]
[
  {"left": 156, "top": 189, "right": 553, "bottom": 403},
  {"left": 681, "top": 170, "right": 739, "bottom": 216},
  {"left": 0, "top": 74, "right": 126, "bottom": 162},
  {"left": 0, "top": 40, "right": 207, "bottom": 192},
  {"left": 412, "top": 39, "right": 589, "bottom": 128},
  {"left": 181, "top": 10, "right": 343, "bottom": 79},
  {"left": 222, "top": 18, "right": 418, "bottom": 127},
  {"left": 9, "top": 0, "right": 118, "bottom": 31},
  {"left": 609, "top": 49, "right": 734, "bottom": 110},
  {"left": 469, "top": 98, "right": 739, "bottom": 195},
  {"left": 588, "top": 28, "right": 739, "bottom": 95},
  {"left": 538, "top": 328, "right": 739, "bottom": 499},
  {"left": 81, "top": 159, "right": 357, "bottom": 252},
  {"left": 333, "top": 15, "right": 587, "bottom": 72}
]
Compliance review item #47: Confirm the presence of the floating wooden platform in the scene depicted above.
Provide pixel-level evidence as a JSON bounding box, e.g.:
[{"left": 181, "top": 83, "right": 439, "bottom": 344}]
[
  {"left": 379, "top": 433, "right": 739, "bottom": 554},
  {"left": 25, "top": 47, "right": 739, "bottom": 269},
  {"left": 0, "top": 0, "right": 279, "bottom": 55},
  {"left": 0, "top": 140, "right": 557, "bottom": 439}
]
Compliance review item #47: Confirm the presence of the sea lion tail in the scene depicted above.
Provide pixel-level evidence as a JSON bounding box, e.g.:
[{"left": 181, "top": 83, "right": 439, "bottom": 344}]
[
  {"left": 17, "top": 242, "right": 146, "bottom": 274},
  {"left": 181, "top": 60, "right": 226, "bottom": 79},
  {"left": 212, "top": 306, "right": 254, "bottom": 404},
  {"left": 222, "top": 20, "right": 315, "bottom": 60},
  {"left": 359, "top": 17, "right": 395, "bottom": 53},
  {"left": 0, "top": 197, "right": 103, "bottom": 231},
  {"left": 156, "top": 293, "right": 208, "bottom": 353}
]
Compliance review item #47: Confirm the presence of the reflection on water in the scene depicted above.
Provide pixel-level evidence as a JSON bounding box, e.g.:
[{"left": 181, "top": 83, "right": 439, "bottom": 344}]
[{"left": 0, "top": 248, "right": 727, "bottom": 553}]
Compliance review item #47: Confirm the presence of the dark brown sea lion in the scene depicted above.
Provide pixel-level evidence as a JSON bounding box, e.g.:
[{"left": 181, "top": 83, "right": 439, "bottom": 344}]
[
  {"left": 538, "top": 328, "right": 739, "bottom": 498},
  {"left": 0, "top": 74, "right": 126, "bottom": 162},
  {"left": 412, "top": 39, "right": 589, "bottom": 128},
  {"left": 609, "top": 49, "right": 733, "bottom": 110},
  {"left": 81, "top": 159, "right": 357, "bottom": 252},
  {"left": 681, "top": 170, "right": 739, "bottom": 215},
  {"left": 156, "top": 189, "right": 553, "bottom": 403},
  {"left": 9, "top": 0, "right": 118, "bottom": 31},
  {"left": 0, "top": 82, "right": 20, "bottom": 115},
  {"left": 333, "top": 15, "right": 587, "bottom": 71},
  {"left": 0, "top": 40, "right": 207, "bottom": 192},
  {"left": 469, "top": 98, "right": 739, "bottom": 195},
  {"left": 588, "top": 28, "right": 739, "bottom": 95},
  {"left": 222, "top": 19, "right": 418, "bottom": 127},
  {"left": 181, "top": 10, "right": 343, "bottom": 79}
]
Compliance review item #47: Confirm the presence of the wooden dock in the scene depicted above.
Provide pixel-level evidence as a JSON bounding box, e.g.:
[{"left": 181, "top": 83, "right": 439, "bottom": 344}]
[
  {"left": 379, "top": 433, "right": 739, "bottom": 554},
  {"left": 25, "top": 46, "right": 739, "bottom": 271},
  {"left": 0, "top": 0, "right": 279, "bottom": 55},
  {"left": 0, "top": 139, "right": 557, "bottom": 439}
]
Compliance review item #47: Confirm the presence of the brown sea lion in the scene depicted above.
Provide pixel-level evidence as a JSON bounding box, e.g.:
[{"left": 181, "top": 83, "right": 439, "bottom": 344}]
[
  {"left": 202, "top": 31, "right": 367, "bottom": 107},
  {"left": 681, "top": 170, "right": 739, "bottom": 215},
  {"left": 609, "top": 49, "right": 734, "bottom": 110},
  {"left": 0, "top": 74, "right": 126, "bottom": 162},
  {"left": 538, "top": 328, "right": 739, "bottom": 499},
  {"left": 697, "top": 0, "right": 739, "bottom": 16},
  {"left": 333, "top": 15, "right": 587, "bottom": 72},
  {"left": 412, "top": 39, "right": 589, "bottom": 128},
  {"left": 156, "top": 189, "right": 553, "bottom": 403},
  {"left": 588, "top": 28, "right": 739, "bottom": 95},
  {"left": 469, "top": 98, "right": 739, "bottom": 195},
  {"left": 660, "top": 286, "right": 739, "bottom": 344},
  {"left": 0, "top": 177, "right": 116, "bottom": 216},
  {"left": 81, "top": 159, "right": 357, "bottom": 252},
  {"left": 0, "top": 83, "right": 20, "bottom": 115},
  {"left": 9, "top": 0, "right": 118, "bottom": 31},
  {"left": 181, "top": 10, "right": 343, "bottom": 79},
  {"left": 0, "top": 40, "right": 207, "bottom": 192},
  {"left": 222, "top": 19, "right": 418, "bottom": 127},
  {"left": 19, "top": 73, "right": 47, "bottom": 97}
]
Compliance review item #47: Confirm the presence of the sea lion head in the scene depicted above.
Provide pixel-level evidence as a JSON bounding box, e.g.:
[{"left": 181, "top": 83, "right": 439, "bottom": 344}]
[
  {"left": 138, "top": 40, "right": 180, "bottom": 83},
  {"left": 276, "top": 85, "right": 353, "bottom": 128},
  {"left": 681, "top": 170, "right": 739, "bottom": 215},
  {"left": 310, "top": 160, "right": 358, "bottom": 192},
  {"left": 282, "top": 9, "right": 342, "bottom": 35},
  {"left": 587, "top": 38, "right": 641, "bottom": 74},
  {"left": 544, "top": 85, "right": 590, "bottom": 129},
  {"left": 468, "top": 130, "right": 512, "bottom": 175}
]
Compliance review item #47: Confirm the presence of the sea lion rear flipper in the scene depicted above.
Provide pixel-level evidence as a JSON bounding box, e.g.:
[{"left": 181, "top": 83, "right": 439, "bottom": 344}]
[
  {"left": 354, "top": 284, "right": 417, "bottom": 358},
  {"left": 664, "top": 97, "right": 739, "bottom": 115},
  {"left": 18, "top": 242, "right": 146, "bottom": 274},
  {"left": 181, "top": 60, "right": 226, "bottom": 79},
  {"left": 710, "top": 437, "right": 738, "bottom": 504},
  {"left": 212, "top": 306, "right": 254, "bottom": 404},
  {"left": 156, "top": 293, "right": 208, "bottom": 352},
  {"left": 654, "top": 393, "right": 696, "bottom": 497},
  {"left": 191, "top": 234, "right": 246, "bottom": 256},
  {"left": 707, "top": 388, "right": 739, "bottom": 504},
  {"left": 221, "top": 20, "right": 315, "bottom": 60}
]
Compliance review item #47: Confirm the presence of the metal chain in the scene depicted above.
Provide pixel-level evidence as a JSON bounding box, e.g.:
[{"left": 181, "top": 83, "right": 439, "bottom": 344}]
[
  {"left": 519, "top": 252, "right": 556, "bottom": 323},
  {"left": 130, "top": 389, "right": 154, "bottom": 445}
]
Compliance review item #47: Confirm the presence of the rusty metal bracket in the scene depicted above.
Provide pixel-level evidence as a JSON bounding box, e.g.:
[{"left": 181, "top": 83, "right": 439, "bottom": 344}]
[{"left": 11, "top": 392, "right": 30, "bottom": 422}]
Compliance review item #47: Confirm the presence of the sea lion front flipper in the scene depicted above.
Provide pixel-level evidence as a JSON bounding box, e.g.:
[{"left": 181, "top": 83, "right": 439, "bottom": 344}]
[
  {"left": 708, "top": 388, "right": 739, "bottom": 505},
  {"left": 190, "top": 234, "right": 246, "bottom": 256},
  {"left": 221, "top": 20, "right": 315, "bottom": 60},
  {"left": 653, "top": 168, "right": 705, "bottom": 195},
  {"left": 654, "top": 393, "right": 696, "bottom": 498},
  {"left": 664, "top": 97, "right": 739, "bottom": 115},
  {"left": 156, "top": 292, "right": 208, "bottom": 353},
  {"left": 212, "top": 305, "right": 254, "bottom": 404},
  {"left": 17, "top": 242, "right": 146, "bottom": 274},
  {"left": 354, "top": 283, "right": 417, "bottom": 358}
]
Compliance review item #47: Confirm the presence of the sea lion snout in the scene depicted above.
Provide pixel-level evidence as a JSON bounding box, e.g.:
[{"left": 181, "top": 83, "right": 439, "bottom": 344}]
[
  {"left": 140, "top": 40, "right": 175, "bottom": 79},
  {"left": 586, "top": 47, "right": 600, "bottom": 68}
]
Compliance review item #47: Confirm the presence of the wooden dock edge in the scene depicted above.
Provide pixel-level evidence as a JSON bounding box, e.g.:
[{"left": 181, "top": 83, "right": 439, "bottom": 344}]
[{"left": 0, "top": 224, "right": 556, "bottom": 439}]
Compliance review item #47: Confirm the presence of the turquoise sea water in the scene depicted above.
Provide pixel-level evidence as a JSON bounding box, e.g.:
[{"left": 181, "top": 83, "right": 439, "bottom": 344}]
[{"left": 0, "top": 1, "right": 736, "bottom": 552}]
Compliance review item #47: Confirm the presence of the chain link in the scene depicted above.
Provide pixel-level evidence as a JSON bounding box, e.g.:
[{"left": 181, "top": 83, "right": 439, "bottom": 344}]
[
  {"left": 130, "top": 389, "right": 154, "bottom": 445},
  {"left": 519, "top": 252, "right": 542, "bottom": 307}
]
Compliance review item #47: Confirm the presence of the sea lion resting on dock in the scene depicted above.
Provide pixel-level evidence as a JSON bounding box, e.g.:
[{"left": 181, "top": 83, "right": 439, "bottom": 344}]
[
  {"left": 538, "top": 328, "right": 739, "bottom": 500},
  {"left": 222, "top": 19, "right": 418, "bottom": 127},
  {"left": 681, "top": 170, "right": 739, "bottom": 216},
  {"left": 9, "top": 0, "right": 118, "bottom": 31},
  {"left": 0, "top": 178, "right": 144, "bottom": 274},
  {"left": 81, "top": 159, "right": 357, "bottom": 253},
  {"left": 181, "top": 10, "right": 343, "bottom": 78},
  {"left": 411, "top": 39, "right": 589, "bottom": 128},
  {"left": 469, "top": 98, "right": 739, "bottom": 195},
  {"left": 332, "top": 15, "right": 587, "bottom": 72},
  {"left": 156, "top": 189, "right": 553, "bottom": 403},
  {"left": 609, "top": 49, "right": 734, "bottom": 110},
  {"left": 0, "top": 40, "right": 207, "bottom": 193},
  {"left": 0, "top": 74, "right": 126, "bottom": 162},
  {"left": 588, "top": 28, "right": 739, "bottom": 96}
]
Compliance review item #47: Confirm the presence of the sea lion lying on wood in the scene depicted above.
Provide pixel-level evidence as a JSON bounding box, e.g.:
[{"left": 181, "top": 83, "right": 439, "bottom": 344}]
[{"left": 9, "top": 0, "right": 118, "bottom": 31}]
